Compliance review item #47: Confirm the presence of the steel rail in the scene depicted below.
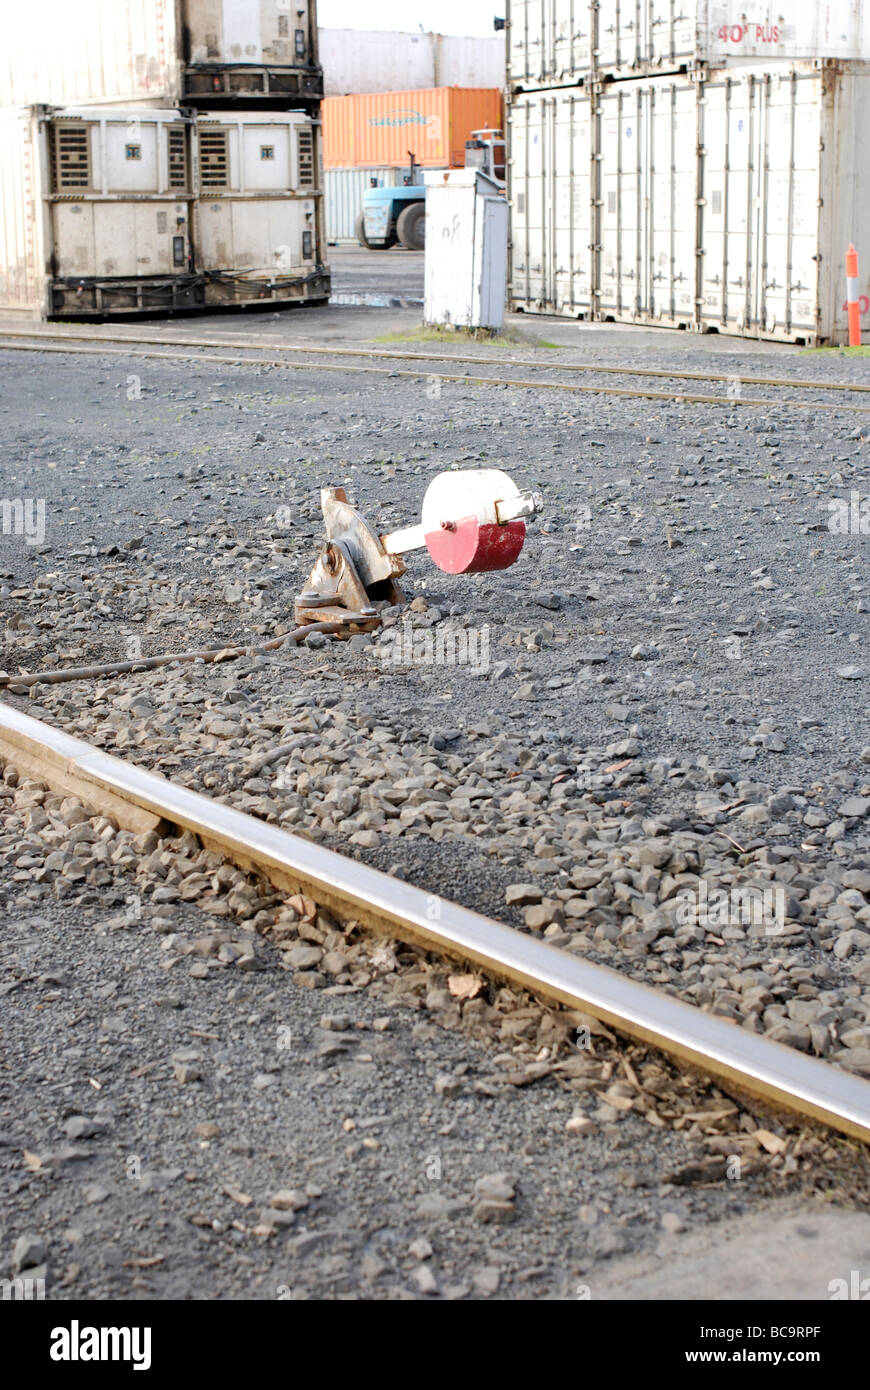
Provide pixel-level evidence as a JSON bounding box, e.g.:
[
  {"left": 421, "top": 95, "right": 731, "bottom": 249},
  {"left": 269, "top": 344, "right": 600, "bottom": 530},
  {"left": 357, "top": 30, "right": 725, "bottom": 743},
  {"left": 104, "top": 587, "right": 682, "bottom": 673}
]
[
  {"left": 0, "top": 324, "right": 866, "bottom": 394},
  {"left": 3, "top": 338, "right": 869, "bottom": 414},
  {"left": 1, "top": 699, "right": 869, "bottom": 1146}
]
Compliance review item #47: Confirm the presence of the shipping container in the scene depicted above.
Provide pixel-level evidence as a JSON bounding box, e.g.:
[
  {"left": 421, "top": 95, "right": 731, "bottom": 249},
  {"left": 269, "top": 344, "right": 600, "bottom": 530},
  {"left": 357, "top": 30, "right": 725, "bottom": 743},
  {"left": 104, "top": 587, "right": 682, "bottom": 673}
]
[
  {"left": 2, "top": 0, "right": 321, "bottom": 109},
  {"left": 322, "top": 88, "right": 503, "bottom": 169},
  {"left": 320, "top": 29, "right": 505, "bottom": 96},
  {"left": 0, "top": 105, "right": 199, "bottom": 318},
  {"left": 324, "top": 167, "right": 404, "bottom": 243},
  {"left": 507, "top": 0, "right": 870, "bottom": 90},
  {"left": 508, "top": 63, "right": 870, "bottom": 344},
  {"left": 194, "top": 112, "right": 329, "bottom": 306},
  {"left": 0, "top": 105, "right": 329, "bottom": 318}
]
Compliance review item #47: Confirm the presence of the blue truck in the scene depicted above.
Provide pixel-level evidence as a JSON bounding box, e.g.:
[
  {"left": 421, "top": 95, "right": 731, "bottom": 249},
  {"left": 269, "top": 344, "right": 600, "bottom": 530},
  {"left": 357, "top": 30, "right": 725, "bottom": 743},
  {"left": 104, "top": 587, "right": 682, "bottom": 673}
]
[{"left": 356, "top": 132, "right": 505, "bottom": 252}]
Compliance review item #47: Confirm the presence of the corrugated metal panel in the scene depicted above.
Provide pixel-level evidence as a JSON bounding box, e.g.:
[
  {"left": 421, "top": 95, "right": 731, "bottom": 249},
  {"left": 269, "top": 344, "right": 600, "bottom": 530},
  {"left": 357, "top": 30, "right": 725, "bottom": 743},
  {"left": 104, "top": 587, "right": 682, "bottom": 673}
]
[
  {"left": 2, "top": 0, "right": 181, "bottom": 108},
  {"left": 0, "top": 107, "right": 47, "bottom": 317},
  {"left": 507, "top": 1, "right": 870, "bottom": 89},
  {"left": 319, "top": 30, "right": 434, "bottom": 96},
  {"left": 319, "top": 30, "right": 505, "bottom": 96},
  {"left": 322, "top": 87, "right": 503, "bottom": 169},
  {"left": 2, "top": 1, "right": 323, "bottom": 108},
  {"left": 324, "top": 167, "right": 404, "bottom": 242},
  {"left": 508, "top": 64, "right": 870, "bottom": 344}
]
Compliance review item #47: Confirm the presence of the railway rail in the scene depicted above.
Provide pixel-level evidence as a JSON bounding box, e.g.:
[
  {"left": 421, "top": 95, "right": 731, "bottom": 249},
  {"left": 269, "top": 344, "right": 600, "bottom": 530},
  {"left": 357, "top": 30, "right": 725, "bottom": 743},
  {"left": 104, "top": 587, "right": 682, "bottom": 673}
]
[
  {"left": 2, "top": 699, "right": 870, "bottom": 1149},
  {"left": 1, "top": 325, "right": 869, "bottom": 414}
]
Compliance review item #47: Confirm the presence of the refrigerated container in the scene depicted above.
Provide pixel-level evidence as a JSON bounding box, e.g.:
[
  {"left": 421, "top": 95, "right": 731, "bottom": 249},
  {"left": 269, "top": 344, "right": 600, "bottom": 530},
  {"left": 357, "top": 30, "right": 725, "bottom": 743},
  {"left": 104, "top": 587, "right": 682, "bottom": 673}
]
[
  {"left": 322, "top": 88, "right": 503, "bottom": 169},
  {"left": 194, "top": 112, "right": 329, "bottom": 307},
  {"left": 183, "top": 0, "right": 321, "bottom": 103},
  {"left": 2, "top": 0, "right": 321, "bottom": 109},
  {"left": 507, "top": 0, "right": 870, "bottom": 90},
  {"left": 508, "top": 62, "right": 870, "bottom": 343},
  {"left": 0, "top": 105, "right": 198, "bottom": 318}
]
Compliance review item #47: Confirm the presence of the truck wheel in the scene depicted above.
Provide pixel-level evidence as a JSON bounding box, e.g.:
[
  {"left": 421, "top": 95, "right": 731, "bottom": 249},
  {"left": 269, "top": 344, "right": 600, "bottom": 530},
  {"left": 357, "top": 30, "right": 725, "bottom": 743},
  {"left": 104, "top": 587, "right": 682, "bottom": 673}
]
[
  {"left": 355, "top": 212, "right": 374, "bottom": 248},
  {"left": 396, "top": 201, "right": 426, "bottom": 251}
]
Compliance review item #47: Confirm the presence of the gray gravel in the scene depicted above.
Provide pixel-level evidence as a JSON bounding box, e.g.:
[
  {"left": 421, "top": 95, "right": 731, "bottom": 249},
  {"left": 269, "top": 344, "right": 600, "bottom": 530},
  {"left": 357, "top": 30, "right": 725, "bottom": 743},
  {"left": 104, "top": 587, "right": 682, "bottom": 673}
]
[
  {"left": 2, "top": 315, "right": 870, "bottom": 1297},
  {"left": 1, "top": 768, "right": 868, "bottom": 1301}
]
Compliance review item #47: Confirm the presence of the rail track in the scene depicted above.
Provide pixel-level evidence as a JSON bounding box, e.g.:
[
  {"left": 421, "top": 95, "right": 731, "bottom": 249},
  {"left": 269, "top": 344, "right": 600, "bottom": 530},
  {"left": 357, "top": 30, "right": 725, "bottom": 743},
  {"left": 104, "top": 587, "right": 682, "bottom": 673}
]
[
  {"left": 1, "top": 325, "right": 869, "bottom": 414},
  {"left": 2, "top": 698, "right": 870, "bottom": 1148}
]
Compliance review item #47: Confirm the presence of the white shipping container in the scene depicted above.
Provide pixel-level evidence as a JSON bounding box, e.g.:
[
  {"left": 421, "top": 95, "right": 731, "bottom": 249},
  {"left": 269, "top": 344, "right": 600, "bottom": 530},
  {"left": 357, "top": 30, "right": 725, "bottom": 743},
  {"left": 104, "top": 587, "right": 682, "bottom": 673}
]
[
  {"left": 508, "top": 64, "right": 870, "bottom": 344},
  {"left": 0, "top": 108, "right": 46, "bottom": 316},
  {"left": 508, "top": 0, "right": 870, "bottom": 88},
  {"left": 324, "top": 167, "right": 404, "bottom": 243},
  {"left": 194, "top": 113, "right": 329, "bottom": 306},
  {"left": 2, "top": 0, "right": 320, "bottom": 109},
  {"left": 0, "top": 105, "right": 198, "bottom": 318},
  {"left": 319, "top": 29, "right": 505, "bottom": 96},
  {"left": 508, "top": 88, "right": 593, "bottom": 317}
]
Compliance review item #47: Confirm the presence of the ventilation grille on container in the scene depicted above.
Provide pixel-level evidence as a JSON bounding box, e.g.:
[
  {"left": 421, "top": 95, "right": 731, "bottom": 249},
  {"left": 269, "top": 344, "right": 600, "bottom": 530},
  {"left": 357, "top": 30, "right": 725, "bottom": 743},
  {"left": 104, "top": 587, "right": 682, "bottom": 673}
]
[
  {"left": 199, "top": 128, "right": 229, "bottom": 188},
  {"left": 297, "top": 127, "right": 314, "bottom": 185},
  {"left": 168, "top": 127, "right": 187, "bottom": 188},
  {"left": 51, "top": 125, "right": 90, "bottom": 190}
]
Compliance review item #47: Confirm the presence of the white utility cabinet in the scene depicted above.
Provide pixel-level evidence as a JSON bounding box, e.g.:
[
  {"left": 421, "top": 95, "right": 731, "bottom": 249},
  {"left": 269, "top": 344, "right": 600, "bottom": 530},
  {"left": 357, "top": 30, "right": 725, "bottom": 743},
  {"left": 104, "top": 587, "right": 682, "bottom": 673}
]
[{"left": 424, "top": 168, "right": 508, "bottom": 331}]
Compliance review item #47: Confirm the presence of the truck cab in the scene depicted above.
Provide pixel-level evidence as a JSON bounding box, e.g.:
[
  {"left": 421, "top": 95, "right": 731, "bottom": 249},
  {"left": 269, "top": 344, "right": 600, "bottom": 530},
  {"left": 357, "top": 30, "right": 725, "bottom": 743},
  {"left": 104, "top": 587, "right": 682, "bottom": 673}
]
[
  {"left": 356, "top": 155, "right": 426, "bottom": 251},
  {"left": 357, "top": 132, "right": 505, "bottom": 251}
]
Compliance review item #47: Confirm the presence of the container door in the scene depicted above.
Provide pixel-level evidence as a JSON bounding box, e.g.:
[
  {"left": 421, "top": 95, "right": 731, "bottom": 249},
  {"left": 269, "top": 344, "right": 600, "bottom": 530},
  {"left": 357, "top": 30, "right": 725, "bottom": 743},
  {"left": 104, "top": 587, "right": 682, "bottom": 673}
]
[
  {"left": 760, "top": 72, "right": 821, "bottom": 338},
  {"left": 596, "top": 0, "right": 642, "bottom": 74},
  {"left": 508, "top": 95, "right": 547, "bottom": 309},
  {"left": 520, "top": 0, "right": 547, "bottom": 83},
  {"left": 552, "top": 90, "right": 593, "bottom": 315},
  {"left": 552, "top": 0, "right": 592, "bottom": 85},
  {"left": 598, "top": 83, "right": 643, "bottom": 318},
  {"left": 508, "top": 0, "right": 533, "bottom": 84},
  {"left": 699, "top": 72, "right": 756, "bottom": 334},
  {"left": 649, "top": 0, "right": 697, "bottom": 69},
  {"left": 648, "top": 80, "right": 697, "bottom": 324}
]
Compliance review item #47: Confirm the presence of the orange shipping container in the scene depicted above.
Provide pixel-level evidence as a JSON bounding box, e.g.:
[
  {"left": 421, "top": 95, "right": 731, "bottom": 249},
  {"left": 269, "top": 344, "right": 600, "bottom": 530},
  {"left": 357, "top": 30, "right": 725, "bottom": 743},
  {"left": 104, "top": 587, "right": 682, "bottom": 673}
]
[{"left": 322, "top": 87, "right": 503, "bottom": 169}]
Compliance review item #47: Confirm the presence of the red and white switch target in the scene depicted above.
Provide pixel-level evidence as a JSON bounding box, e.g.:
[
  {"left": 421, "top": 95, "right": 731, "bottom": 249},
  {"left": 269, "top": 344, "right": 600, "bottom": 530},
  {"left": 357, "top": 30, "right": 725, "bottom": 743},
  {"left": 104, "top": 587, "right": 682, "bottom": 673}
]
[{"left": 384, "top": 469, "right": 542, "bottom": 575}]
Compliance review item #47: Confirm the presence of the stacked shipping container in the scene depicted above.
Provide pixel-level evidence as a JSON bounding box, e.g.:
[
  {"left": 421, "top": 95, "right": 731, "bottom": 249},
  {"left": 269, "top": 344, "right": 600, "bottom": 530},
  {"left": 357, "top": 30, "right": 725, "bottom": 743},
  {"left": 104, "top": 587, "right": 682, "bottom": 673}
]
[
  {"left": 1, "top": 0, "right": 329, "bottom": 318},
  {"left": 506, "top": 0, "right": 870, "bottom": 342}
]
